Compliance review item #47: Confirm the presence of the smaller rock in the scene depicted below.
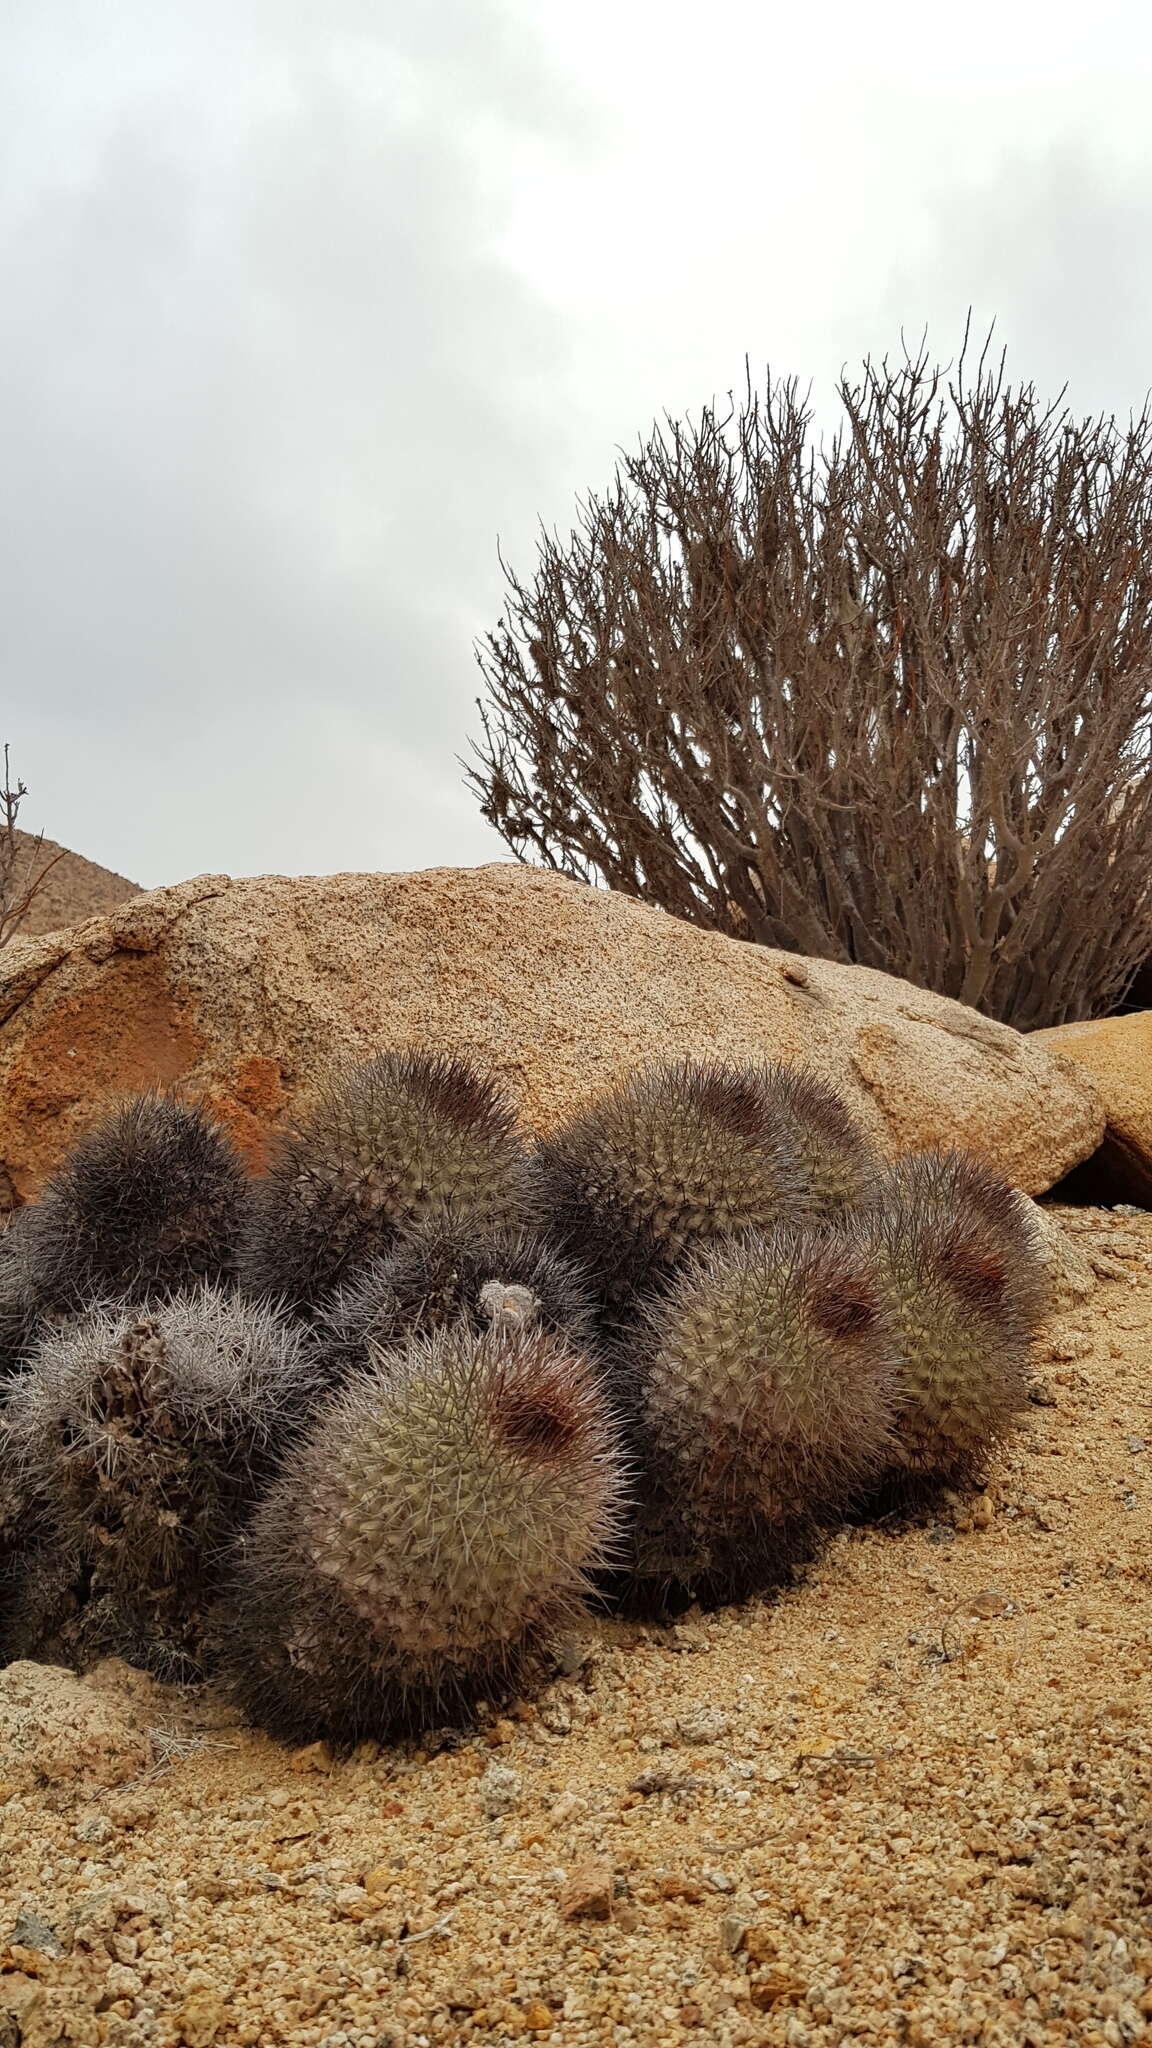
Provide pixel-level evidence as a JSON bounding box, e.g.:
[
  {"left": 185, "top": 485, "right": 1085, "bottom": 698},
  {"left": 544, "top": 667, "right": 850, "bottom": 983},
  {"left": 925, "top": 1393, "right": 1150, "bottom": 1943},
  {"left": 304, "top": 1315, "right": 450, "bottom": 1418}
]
[
  {"left": 720, "top": 1912, "right": 751, "bottom": 1954},
  {"left": 443, "top": 1983, "right": 487, "bottom": 2013},
  {"left": 659, "top": 1876, "right": 706, "bottom": 1903},
  {"left": 749, "top": 1970, "right": 807, "bottom": 2012},
  {"left": 744, "top": 1927, "right": 779, "bottom": 1963},
  {"left": 558, "top": 1860, "right": 615, "bottom": 1921},
  {"left": 0, "top": 1973, "right": 45, "bottom": 2028},
  {"left": 478, "top": 1763, "right": 522, "bottom": 1819},
  {"left": 175, "top": 1991, "right": 228, "bottom": 2046},
  {"left": 968, "top": 1590, "right": 1010, "bottom": 1619},
  {"left": 522, "top": 2001, "right": 554, "bottom": 2031},
  {"left": 105, "top": 1960, "right": 144, "bottom": 2000},
  {"left": 10, "top": 1907, "right": 63, "bottom": 1958},
  {"left": 669, "top": 1625, "right": 709, "bottom": 1654},
  {"left": 702, "top": 1868, "right": 735, "bottom": 1894},
  {"left": 290, "top": 1741, "right": 334, "bottom": 1775},
  {"left": 74, "top": 1811, "right": 114, "bottom": 1846},
  {"left": 674, "top": 1705, "right": 730, "bottom": 1746}
]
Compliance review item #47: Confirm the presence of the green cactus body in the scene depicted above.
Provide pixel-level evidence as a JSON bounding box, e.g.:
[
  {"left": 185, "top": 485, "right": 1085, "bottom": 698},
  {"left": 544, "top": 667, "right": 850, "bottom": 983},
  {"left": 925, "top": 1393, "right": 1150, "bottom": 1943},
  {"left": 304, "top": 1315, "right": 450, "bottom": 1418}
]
[
  {"left": 11, "top": 1095, "right": 248, "bottom": 1318},
  {"left": 1, "top": 1286, "right": 317, "bottom": 1677},
  {"left": 221, "top": 1322, "right": 626, "bottom": 1742},
  {"left": 240, "top": 1052, "right": 531, "bottom": 1314},
  {"left": 312, "top": 1222, "right": 599, "bottom": 1386},
  {"left": 845, "top": 1149, "right": 1050, "bottom": 1485},
  {"left": 624, "top": 1227, "right": 900, "bottom": 1600},
  {"left": 532, "top": 1060, "right": 833, "bottom": 1321}
]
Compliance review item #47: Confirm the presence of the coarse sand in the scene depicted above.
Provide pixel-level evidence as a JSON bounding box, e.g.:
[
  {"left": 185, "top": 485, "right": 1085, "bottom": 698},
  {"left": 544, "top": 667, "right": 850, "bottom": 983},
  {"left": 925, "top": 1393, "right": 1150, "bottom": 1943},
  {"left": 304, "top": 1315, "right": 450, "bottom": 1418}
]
[{"left": 2, "top": 1203, "right": 1150, "bottom": 2048}]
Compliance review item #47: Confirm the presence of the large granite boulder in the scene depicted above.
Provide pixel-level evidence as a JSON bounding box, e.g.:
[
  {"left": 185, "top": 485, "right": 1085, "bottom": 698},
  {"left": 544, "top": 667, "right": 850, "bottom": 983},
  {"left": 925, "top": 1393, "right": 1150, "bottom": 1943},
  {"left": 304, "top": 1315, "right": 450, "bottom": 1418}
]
[{"left": 0, "top": 864, "right": 1103, "bottom": 1204}]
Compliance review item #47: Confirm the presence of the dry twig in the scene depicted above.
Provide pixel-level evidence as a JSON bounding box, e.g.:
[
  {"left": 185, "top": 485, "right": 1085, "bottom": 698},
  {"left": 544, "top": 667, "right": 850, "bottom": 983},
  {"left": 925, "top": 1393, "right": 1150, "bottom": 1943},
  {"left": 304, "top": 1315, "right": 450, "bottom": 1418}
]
[{"left": 0, "top": 744, "right": 65, "bottom": 948}]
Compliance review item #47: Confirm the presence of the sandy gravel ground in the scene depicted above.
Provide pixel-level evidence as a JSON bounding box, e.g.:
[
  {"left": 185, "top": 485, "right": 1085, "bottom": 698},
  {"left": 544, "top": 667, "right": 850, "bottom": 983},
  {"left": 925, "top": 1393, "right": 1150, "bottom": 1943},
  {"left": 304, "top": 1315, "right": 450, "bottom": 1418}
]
[{"left": 2, "top": 1203, "right": 1150, "bottom": 2048}]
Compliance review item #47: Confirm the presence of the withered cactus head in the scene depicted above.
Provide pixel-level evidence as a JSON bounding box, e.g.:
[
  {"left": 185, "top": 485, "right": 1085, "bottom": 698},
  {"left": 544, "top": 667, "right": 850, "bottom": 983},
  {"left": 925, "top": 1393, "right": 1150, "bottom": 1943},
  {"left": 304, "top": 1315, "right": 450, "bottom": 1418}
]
[{"left": 1, "top": 1286, "right": 317, "bottom": 1677}]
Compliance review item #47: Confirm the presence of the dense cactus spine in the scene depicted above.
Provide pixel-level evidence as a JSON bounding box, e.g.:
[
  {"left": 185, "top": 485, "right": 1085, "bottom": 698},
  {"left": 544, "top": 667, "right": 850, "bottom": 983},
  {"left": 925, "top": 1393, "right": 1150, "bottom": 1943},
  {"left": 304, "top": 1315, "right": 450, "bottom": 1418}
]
[
  {"left": 844, "top": 1149, "right": 1050, "bottom": 1486},
  {"left": 0, "top": 1287, "right": 318, "bottom": 1676},
  {"left": 620, "top": 1226, "right": 901, "bottom": 1602},
  {"left": 531, "top": 1059, "right": 828, "bottom": 1321},
  {"left": 755, "top": 1064, "right": 883, "bottom": 1215},
  {"left": 10, "top": 1094, "right": 248, "bottom": 1319},
  {"left": 219, "top": 1322, "right": 626, "bottom": 1742},
  {"left": 312, "top": 1221, "right": 599, "bottom": 1386},
  {"left": 240, "top": 1051, "right": 531, "bottom": 1315},
  {"left": 0, "top": 1213, "right": 39, "bottom": 1384}
]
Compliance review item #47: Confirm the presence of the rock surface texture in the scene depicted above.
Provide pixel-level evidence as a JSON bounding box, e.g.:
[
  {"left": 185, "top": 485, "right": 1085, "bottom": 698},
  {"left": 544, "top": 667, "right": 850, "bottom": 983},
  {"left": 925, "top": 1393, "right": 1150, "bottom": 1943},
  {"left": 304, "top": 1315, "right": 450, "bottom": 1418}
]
[
  {"left": 1034, "top": 1010, "right": 1152, "bottom": 1204},
  {"left": 0, "top": 865, "right": 1103, "bottom": 1204}
]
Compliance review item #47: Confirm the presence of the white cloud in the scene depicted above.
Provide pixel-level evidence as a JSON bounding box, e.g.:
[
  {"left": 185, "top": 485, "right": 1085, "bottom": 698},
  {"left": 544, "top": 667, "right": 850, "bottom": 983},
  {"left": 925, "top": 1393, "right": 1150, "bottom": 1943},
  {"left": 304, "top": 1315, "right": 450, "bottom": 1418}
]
[{"left": 4, "top": 0, "right": 1152, "bottom": 882}]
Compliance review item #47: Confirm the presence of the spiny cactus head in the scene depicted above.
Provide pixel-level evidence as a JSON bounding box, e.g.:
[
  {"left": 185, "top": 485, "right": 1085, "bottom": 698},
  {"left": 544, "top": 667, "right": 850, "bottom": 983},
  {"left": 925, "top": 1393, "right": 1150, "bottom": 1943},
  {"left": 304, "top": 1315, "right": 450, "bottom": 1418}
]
[
  {"left": 2, "top": 1286, "right": 317, "bottom": 1673},
  {"left": 531, "top": 1058, "right": 826, "bottom": 1310},
  {"left": 299, "top": 1324, "right": 621, "bottom": 1660},
  {"left": 0, "top": 1212, "right": 40, "bottom": 1383},
  {"left": 860, "top": 1147, "right": 1051, "bottom": 1316},
  {"left": 240, "top": 1050, "right": 531, "bottom": 1313},
  {"left": 17, "top": 1094, "right": 248, "bottom": 1313},
  {"left": 844, "top": 1148, "right": 1048, "bottom": 1484},
  {"left": 635, "top": 1226, "right": 900, "bottom": 1535},
  {"left": 221, "top": 1321, "right": 626, "bottom": 1741},
  {"left": 753, "top": 1064, "right": 883, "bottom": 1215},
  {"left": 312, "top": 1221, "right": 599, "bottom": 1385}
]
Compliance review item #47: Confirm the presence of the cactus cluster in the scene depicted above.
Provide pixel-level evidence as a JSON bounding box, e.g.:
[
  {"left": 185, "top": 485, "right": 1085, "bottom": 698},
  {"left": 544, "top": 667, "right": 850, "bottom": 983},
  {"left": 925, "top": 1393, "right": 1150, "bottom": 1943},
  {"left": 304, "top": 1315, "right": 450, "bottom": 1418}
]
[{"left": 0, "top": 1046, "right": 1051, "bottom": 1744}]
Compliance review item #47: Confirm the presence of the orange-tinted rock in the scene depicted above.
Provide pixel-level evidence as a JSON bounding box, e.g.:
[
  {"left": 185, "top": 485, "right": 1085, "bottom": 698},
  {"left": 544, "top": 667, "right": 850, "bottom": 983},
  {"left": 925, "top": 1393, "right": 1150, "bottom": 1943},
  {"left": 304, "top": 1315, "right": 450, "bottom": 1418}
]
[
  {"left": 1034, "top": 1011, "right": 1152, "bottom": 1205},
  {"left": 558, "top": 1859, "right": 615, "bottom": 1921}
]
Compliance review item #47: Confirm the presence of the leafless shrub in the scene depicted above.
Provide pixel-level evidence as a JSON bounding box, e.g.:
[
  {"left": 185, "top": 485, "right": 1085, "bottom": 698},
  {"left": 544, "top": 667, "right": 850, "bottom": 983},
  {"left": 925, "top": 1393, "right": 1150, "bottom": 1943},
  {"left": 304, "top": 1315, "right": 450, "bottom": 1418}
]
[
  {"left": 468, "top": 329, "right": 1152, "bottom": 1028},
  {"left": 0, "top": 745, "right": 63, "bottom": 948}
]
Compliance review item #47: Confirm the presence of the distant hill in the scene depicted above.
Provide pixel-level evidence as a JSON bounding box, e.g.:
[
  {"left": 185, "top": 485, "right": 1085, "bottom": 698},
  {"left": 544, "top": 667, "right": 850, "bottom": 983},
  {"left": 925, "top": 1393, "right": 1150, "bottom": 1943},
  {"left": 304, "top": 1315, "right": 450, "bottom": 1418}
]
[{"left": 7, "top": 828, "right": 142, "bottom": 937}]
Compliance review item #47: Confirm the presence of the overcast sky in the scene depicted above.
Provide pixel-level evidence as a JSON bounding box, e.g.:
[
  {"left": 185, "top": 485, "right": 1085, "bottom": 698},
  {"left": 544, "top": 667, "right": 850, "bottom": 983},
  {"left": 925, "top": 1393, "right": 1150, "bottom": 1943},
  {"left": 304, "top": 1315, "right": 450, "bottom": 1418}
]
[{"left": 4, "top": 0, "right": 1152, "bottom": 888}]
